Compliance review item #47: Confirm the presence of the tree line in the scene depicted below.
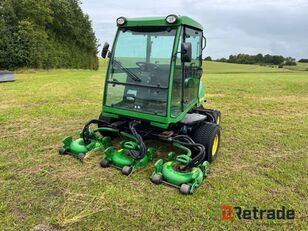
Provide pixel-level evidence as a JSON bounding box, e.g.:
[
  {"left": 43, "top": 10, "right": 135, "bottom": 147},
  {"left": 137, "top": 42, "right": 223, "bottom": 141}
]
[
  {"left": 0, "top": 0, "right": 98, "bottom": 70},
  {"left": 298, "top": 59, "right": 308, "bottom": 63},
  {"left": 205, "top": 54, "right": 298, "bottom": 66}
]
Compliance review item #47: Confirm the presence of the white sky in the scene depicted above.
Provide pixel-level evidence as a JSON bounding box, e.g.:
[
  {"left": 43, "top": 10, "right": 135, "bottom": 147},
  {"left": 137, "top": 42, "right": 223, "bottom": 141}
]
[{"left": 80, "top": 0, "right": 308, "bottom": 59}]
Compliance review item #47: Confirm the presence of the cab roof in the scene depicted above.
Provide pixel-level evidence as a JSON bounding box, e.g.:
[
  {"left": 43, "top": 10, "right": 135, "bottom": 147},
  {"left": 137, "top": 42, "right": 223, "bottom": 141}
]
[{"left": 119, "top": 15, "right": 203, "bottom": 31}]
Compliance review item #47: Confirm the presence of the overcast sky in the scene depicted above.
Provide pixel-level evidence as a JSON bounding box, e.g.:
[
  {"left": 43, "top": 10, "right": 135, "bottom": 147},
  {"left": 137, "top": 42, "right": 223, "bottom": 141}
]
[{"left": 80, "top": 0, "right": 308, "bottom": 59}]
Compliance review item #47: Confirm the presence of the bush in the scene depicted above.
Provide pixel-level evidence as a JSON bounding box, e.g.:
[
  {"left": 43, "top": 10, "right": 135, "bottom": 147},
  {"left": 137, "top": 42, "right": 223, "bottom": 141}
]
[
  {"left": 0, "top": 0, "right": 98, "bottom": 70},
  {"left": 284, "top": 57, "right": 296, "bottom": 66}
]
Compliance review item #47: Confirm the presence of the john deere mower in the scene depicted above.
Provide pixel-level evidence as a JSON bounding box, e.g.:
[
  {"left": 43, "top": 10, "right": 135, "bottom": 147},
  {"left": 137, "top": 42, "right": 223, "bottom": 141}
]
[{"left": 59, "top": 15, "right": 221, "bottom": 194}]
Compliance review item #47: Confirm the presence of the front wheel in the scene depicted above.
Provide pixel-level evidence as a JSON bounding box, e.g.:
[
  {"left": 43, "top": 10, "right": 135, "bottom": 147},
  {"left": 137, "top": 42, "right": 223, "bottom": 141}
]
[
  {"left": 180, "top": 184, "right": 191, "bottom": 195},
  {"left": 193, "top": 122, "right": 221, "bottom": 163}
]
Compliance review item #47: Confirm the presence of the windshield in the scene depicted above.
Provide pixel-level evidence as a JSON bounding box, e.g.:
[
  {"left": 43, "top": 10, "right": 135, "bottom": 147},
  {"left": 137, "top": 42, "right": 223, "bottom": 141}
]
[{"left": 104, "top": 27, "right": 177, "bottom": 116}]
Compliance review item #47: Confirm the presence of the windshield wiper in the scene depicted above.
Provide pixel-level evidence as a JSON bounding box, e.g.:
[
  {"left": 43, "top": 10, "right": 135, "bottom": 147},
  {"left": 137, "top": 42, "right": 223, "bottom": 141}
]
[{"left": 112, "top": 59, "right": 141, "bottom": 82}]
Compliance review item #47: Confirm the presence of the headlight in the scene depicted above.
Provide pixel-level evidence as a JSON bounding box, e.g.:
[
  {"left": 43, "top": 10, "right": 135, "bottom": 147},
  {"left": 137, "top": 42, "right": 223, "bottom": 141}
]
[
  {"left": 116, "top": 17, "right": 126, "bottom": 26},
  {"left": 165, "top": 14, "right": 178, "bottom": 24}
]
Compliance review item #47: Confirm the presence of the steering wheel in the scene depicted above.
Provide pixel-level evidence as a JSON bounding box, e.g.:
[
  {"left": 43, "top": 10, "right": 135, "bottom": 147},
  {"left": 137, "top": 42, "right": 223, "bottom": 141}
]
[{"left": 136, "top": 62, "right": 159, "bottom": 71}]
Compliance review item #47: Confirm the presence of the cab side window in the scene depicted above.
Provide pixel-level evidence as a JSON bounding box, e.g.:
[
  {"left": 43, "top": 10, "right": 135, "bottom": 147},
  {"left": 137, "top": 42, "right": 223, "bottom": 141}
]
[
  {"left": 171, "top": 27, "right": 184, "bottom": 117},
  {"left": 183, "top": 27, "right": 202, "bottom": 107}
]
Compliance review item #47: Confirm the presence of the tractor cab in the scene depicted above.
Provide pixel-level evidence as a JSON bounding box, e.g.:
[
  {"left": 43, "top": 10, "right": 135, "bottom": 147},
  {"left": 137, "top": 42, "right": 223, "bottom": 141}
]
[{"left": 101, "top": 15, "right": 205, "bottom": 128}]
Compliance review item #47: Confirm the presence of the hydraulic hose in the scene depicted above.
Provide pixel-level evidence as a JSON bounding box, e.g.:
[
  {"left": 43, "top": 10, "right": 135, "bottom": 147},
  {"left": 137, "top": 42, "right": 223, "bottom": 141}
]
[
  {"left": 172, "top": 135, "right": 206, "bottom": 171},
  {"left": 81, "top": 119, "right": 112, "bottom": 145},
  {"left": 127, "top": 121, "right": 147, "bottom": 160}
]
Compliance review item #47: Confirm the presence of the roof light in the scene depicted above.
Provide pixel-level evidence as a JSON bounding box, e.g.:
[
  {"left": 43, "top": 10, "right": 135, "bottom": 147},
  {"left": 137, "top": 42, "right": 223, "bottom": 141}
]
[
  {"left": 165, "top": 14, "right": 178, "bottom": 24},
  {"left": 116, "top": 17, "right": 126, "bottom": 26}
]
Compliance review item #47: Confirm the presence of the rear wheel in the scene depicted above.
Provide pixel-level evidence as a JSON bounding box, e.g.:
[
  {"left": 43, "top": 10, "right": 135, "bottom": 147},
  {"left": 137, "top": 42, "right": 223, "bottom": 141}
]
[
  {"left": 151, "top": 174, "right": 163, "bottom": 184},
  {"left": 100, "top": 159, "right": 110, "bottom": 168},
  {"left": 58, "top": 147, "right": 68, "bottom": 155},
  {"left": 213, "top": 110, "right": 221, "bottom": 125},
  {"left": 193, "top": 122, "right": 221, "bottom": 163},
  {"left": 77, "top": 153, "right": 85, "bottom": 161},
  {"left": 98, "top": 114, "right": 118, "bottom": 139}
]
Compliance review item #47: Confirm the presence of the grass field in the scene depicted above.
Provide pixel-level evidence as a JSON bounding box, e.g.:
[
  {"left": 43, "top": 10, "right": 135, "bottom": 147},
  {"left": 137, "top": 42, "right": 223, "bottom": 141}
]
[{"left": 0, "top": 61, "right": 307, "bottom": 230}]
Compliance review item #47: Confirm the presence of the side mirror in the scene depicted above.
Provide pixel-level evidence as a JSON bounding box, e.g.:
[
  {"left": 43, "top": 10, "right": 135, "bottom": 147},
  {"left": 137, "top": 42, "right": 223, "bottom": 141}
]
[
  {"left": 101, "top": 42, "right": 110, "bottom": 58},
  {"left": 202, "top": 35, "right": 206, "bottom": 50},
  {"left": 181, "top": 42, "right": 192, "bottom": 62},
  {"left": 197, "top": 67, "right": 203, "bottom": 78}
]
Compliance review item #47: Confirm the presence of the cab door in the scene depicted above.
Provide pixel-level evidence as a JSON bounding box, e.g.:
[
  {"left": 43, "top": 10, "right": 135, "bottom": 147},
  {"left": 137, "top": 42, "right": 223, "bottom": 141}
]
[{"left": 183, "top": 27, "right": 202, "bottom": 108}]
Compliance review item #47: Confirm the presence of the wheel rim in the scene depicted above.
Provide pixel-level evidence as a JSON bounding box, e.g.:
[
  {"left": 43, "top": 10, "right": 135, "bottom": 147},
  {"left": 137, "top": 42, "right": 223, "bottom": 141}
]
[
  {"left": 212, "top": 134, "right": 219, "bottom": 156},
  {"left": 216, "top": 115, "right": 220, "bottom": 124}
]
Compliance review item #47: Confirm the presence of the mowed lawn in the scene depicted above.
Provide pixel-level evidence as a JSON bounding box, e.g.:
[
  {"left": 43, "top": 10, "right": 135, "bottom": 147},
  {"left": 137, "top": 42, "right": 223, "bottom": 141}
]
[{"left": 0, "top": 61, "right": 307, "bottom": 230}]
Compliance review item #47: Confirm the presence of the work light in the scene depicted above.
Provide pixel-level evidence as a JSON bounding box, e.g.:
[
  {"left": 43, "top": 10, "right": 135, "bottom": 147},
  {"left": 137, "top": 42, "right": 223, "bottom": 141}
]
[
  {"left": 165, "top": 14, "right": 178, "bottom": 24},
  {"left": 116, "top": 17, "right": 126, "bottom": 26}
]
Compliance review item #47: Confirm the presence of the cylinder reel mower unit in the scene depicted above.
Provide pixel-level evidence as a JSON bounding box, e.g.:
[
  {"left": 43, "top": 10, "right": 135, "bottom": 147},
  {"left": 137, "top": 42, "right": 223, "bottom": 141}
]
[
  {"left": 151, "top": 137, "right": 210, "bottom": 195},
  {"left": 100, "top": 121, "right": 154, "bottom": 175},
  {"left": 58, "top": 15, "right": 222, "bottom": 195},
  {"left": 58, "top": 119, "right": 114, "bottom": 161}
]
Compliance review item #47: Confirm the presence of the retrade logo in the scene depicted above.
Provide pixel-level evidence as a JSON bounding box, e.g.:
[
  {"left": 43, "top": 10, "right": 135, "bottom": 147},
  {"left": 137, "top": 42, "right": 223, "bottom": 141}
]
[
  {"left": 221, "top": 205, "right": 234, "bottom": 220},
  {"left": 221, "top": 205, "right": 295, "bottom": 220}
]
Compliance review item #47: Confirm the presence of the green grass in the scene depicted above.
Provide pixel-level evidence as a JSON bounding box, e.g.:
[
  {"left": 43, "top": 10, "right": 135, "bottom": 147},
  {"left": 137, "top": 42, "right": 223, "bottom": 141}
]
[
  {"left": 203, "top": 61, "right": 290, "bottom": 74},
  {"left": 0, "top": 60, "right": 307, "bottom": 230},
  {"left": 282, "top": 62, "right": 308, "bottom": 72}
]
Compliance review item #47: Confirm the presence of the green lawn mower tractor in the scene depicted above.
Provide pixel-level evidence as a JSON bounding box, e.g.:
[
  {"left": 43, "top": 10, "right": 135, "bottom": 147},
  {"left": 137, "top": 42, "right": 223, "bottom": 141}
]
[{"left": 59, "top": 15, "right": 221, "bottom": 194}]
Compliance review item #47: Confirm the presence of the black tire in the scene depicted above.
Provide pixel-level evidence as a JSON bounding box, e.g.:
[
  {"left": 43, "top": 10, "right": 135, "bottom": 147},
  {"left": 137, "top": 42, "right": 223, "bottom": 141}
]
[
  {"left": 151, "top": 174, "right": 163, "bottom": 184},
  {"left": 100, "top": 159, "right": 110, "bottom": 168},
  {"left": 77, "top": 153, "right": 85, "bottom": 161},
  {"left": 193, "top": 122, "right": 221, "bottom": 163},
  {"left": 180, "top": 184, "right": 191, "bottom": 195},
  {"left": 58, "top": 147, "right": 68, "bottom": 155},
  {"left": 213, "top": 110, "right": 221, "bottom": 125},
  {"left": 122, "top": 166, "right": 132, "bottom": 176},
  {"left": 98, "top": 114, "right": 118, "bottom": 139}
]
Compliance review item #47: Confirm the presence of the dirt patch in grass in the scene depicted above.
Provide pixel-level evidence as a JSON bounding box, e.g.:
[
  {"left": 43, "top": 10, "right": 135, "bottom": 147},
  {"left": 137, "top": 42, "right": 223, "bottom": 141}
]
[{"left": 31, "top": 224, "right": 62, "bottom": 231}]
